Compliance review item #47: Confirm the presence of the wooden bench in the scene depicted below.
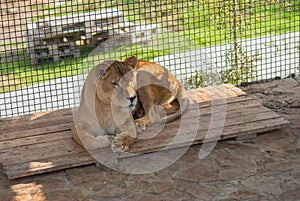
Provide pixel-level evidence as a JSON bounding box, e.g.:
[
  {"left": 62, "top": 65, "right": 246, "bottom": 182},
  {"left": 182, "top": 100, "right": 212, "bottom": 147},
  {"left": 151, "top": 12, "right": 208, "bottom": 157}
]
[{"left": 0, "top": 84, "right": 289, "bottom": 179}]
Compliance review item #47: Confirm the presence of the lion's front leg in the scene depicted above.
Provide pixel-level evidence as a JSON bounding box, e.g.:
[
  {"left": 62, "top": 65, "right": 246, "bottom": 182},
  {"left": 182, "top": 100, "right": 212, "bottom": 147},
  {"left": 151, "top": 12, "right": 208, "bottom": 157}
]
[
  {"left": 71, "top": 123, "right": 111, "bottom": 150},
  {"left": 135, "top": 104, "right": 163, "bottom": 130},
  {"left": 111, "top": 122, "right": 137, "bottom": 153}
]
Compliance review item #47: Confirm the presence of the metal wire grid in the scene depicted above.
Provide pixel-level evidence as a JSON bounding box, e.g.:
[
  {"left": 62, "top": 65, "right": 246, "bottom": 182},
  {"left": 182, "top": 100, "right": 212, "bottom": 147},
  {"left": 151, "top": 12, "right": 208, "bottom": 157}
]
[{"left": 0, "top": 0, "right": 299, "bottom": 118}]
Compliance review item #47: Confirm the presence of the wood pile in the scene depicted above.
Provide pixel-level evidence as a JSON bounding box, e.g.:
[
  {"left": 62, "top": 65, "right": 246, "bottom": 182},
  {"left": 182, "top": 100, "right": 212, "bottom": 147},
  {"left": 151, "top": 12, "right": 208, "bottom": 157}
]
[{"left": 26, "top": 8, "right": 160, "bottom": 64}]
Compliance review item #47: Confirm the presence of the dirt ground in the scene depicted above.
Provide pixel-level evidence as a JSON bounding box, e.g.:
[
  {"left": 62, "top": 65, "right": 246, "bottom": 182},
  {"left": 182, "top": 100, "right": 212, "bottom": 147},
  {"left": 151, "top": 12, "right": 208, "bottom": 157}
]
[{"left": 0, "top": 76, "right": 300, "bottom": 201}]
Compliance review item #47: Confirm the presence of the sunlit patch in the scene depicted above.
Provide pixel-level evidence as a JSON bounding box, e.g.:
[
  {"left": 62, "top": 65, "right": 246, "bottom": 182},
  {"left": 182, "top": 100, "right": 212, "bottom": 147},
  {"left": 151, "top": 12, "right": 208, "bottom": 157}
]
[
  {"left": 28, "top": 161, "right": 54, "bottom": 170},
  {"left": 29, "top": 111, "right": 53, "bottom": 121},
  {"left": 10, "top": 182, "right": 46, "bottom": 200}
]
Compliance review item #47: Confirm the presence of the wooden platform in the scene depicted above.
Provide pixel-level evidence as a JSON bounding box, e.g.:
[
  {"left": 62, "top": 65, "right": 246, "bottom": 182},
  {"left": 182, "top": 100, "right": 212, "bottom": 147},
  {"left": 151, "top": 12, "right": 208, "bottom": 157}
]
[{"left": 0, "top": 84, "right": 289, "bottom": 179}]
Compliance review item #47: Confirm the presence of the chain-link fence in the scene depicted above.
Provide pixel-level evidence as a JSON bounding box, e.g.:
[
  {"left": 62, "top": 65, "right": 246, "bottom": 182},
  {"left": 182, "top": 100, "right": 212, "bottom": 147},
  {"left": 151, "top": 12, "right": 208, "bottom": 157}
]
[{"left": 1, "top": 0, "right": 299, "bottom": 117}]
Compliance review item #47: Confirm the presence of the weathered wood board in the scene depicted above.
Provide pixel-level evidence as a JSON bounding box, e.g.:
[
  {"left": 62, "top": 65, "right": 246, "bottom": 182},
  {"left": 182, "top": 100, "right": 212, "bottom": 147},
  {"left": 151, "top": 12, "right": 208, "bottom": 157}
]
[{"left": 0, "top": 84, "right": 289, "bottom": 179}]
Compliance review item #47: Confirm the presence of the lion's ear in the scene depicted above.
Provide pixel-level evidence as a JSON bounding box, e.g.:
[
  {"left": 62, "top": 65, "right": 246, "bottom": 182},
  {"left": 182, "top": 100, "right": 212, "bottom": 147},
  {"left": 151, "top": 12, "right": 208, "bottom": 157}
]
[
  {"left": 99, "top": 67, "right": 111, "bottom": 80},
  {"left": 124, "top": 56, "right": 138, "bottom": 69}
]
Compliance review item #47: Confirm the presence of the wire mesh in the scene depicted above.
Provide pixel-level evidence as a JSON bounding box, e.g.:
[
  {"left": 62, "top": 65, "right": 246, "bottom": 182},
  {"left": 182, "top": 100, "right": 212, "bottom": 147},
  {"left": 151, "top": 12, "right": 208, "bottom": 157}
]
[{"left": 0, "top": 0, "right": 299, "bottom": 118}]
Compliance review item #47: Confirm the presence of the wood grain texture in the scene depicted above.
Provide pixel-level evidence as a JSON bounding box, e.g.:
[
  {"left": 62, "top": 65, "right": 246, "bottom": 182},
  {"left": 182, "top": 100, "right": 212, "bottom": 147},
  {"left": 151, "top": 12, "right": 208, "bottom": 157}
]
[{"left": 0, "top": 84, "right": 289, "bottom": 179}]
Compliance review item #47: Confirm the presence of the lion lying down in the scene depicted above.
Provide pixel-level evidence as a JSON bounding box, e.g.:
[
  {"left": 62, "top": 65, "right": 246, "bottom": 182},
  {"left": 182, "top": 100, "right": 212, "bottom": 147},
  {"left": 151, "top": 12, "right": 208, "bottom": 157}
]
[{"left": 71, "top": 56, "right": 189, "bottom": 153}]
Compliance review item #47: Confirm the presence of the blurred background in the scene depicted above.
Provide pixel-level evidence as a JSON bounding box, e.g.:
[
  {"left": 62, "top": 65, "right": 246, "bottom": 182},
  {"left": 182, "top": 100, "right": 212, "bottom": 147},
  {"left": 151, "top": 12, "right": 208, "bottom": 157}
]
[{"left": 0, "top": 0, "right": 299, "bottom": 117}]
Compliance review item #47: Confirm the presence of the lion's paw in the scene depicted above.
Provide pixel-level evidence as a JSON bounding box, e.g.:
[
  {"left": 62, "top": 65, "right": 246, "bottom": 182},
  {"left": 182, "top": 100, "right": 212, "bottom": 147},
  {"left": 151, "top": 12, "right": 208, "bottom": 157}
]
[
  {"left": 134, "top": 116, "right": 150, "bottom": 130},
  {"left": 111, "top": 132, "right": 135, "bottom": 153}
]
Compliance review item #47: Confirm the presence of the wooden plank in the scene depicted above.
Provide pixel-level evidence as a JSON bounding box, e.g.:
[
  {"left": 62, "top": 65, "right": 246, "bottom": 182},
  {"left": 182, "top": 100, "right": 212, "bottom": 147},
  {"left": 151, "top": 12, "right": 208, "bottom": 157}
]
[
  {"left": 125, "top": 111, "right": 283, "bottom": 153},
  {"left": 123, "top": 117, "right": 289, "bottom": 155},
  {"left": 187, "top": 84, "right": 245, "bottom": 102},
  {"left": 0, "top": 122, "right": 72, "bottom": 142},
  {"left": 165, "top": 95, "right": 252, "bottom": 114},
  {"left": 0, "top": 137, "right": 84, "bottom": 166},
  {"left": 0, "top": 109, "right": 73, "bottom": 134},
  {"left": 178, "top": 111, "right": 282, "bottom": 139},
  {"left": 221, "top": 117, "right": 289, "bottom": 139},
  {"left": 188, "top": 95, "right": 251, "bottom": 109},
  {"left": 172, "top": 118, "right": 288, "bottom": 152},
  {"left": 175, "top": 99, "right": 263, "bottom": 121},
  {"left": 0, "top": 108, "right": 71, "bottom": 123},
  {"left": 154, "top": 104, "right": 275, "bottom": 134},
  {"left": 0, "top": 130, "right": 71, "bottom": 150},
  {"left": 166, "top": 96, "right": 258, "bottom": 120},
  {"left": 235, "top": 133, "right": 257, "bottom": 141},
  {"left": 144, "top": 106, "right": 260, "bottom": 139},
  {"left": 5, "top": 152, "right": 95, "bottom": 179}
]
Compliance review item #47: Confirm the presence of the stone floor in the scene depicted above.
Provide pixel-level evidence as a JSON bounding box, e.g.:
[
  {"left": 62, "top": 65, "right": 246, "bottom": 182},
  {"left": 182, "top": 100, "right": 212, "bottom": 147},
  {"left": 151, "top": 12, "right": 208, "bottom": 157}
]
[{"left": 0, "top": 76, "right": 299, "bottom": 201}]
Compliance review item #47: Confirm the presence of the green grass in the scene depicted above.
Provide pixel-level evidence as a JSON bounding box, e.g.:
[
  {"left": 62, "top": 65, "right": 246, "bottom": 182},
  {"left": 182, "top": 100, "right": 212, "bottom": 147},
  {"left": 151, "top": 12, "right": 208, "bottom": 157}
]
[
  {"left": 1, "top": 32, "right": 199, "bottom": 93},
  {"left": 1, "top": 0, "right": 299, "bottom": 93},
  {"left": 1, "top": 54, "right": 86, "bottom": 93},
  {"left": 180, "top": 0, "right": 300, "bottom": 45}
]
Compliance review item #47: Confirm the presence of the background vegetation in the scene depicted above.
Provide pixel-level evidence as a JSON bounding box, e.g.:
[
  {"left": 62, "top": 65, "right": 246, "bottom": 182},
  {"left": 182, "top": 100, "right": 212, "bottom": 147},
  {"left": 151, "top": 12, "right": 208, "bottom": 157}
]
[{"left": 1, "top": 0, "right": 299, "bottom": 93}]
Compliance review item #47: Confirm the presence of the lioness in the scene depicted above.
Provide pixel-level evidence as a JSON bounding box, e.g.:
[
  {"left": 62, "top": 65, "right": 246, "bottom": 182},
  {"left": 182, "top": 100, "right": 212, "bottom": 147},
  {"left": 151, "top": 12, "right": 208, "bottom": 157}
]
[
  {"left": 72, "top": 56, "right": 188, "bottom": 153},
  {"left": 134, "top": 59, "right": 189, "bottom": 129},
  {"left": 71, "top": 57, "right": 138, "bottom": 153}
]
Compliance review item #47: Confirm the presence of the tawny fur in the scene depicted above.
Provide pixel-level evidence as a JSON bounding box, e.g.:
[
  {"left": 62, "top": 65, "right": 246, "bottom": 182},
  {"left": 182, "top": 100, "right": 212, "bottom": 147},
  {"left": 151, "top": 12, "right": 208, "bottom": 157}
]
[
  {"left": 133, "top": 59, "right": 189, "bottom": 129},
  {"left": 71, "top": 57, "right": 138, "bottom": 152},
  {"left": 71, "top": 56, "right": 189, "bottom": 152}
]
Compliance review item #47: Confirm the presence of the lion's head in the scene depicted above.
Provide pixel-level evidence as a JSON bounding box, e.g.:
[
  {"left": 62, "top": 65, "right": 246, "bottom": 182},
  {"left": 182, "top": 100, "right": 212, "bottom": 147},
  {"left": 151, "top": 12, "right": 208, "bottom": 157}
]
[{"left": 95, "top": 56, "right": 138, "bottom": 111}]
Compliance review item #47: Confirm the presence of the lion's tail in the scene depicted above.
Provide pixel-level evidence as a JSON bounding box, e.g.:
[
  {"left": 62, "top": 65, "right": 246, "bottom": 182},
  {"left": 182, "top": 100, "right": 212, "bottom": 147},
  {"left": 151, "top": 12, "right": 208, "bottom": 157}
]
[{"left": 161, "top": 86, "right": 189, "bottom": 123}]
